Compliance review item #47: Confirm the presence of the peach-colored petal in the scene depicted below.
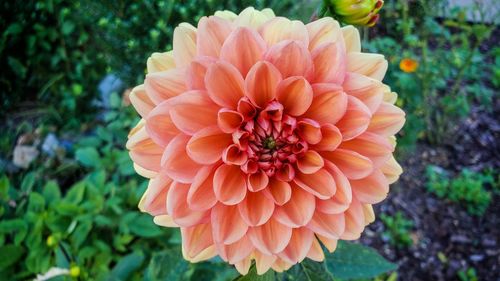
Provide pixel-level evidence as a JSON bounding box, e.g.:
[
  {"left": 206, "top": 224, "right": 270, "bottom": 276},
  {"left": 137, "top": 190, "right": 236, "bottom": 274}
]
[
  {"left": 264, "top": 40, "right": 313, "bottom": 79},
  {"left": 306, "top": 17, "right": 342, "bottom": 50},
  {"left": 347, "top": 53, "right": 388, "bottom": 81},
  {"left": 138, "top": 172, "right": 172, "bottom": 216},
  {"left": 317, "top": 235, "right": 338, "bottom": 253},
  {"left": 205, "top": 61, "right": 245, "bottom": 108},
  {"left": 363, "top": 204, "right": 376, "bottom": 225},
  {"left": 145, "top": 101, "right": 180, "bottom": 147},
  {"left": 187, "top": 165, "right": 217, "bottom": 211},
  {"left": 213, "top": 164, "right": 247, "bottom": 205},
  {"left": 312, "top": 41, "right": 346, "bottom": 85},
  {"left": 133, "top": 163, "right": 158, "bottom": 179},
  {"left": 382, "top": 85, "right": 398, "bottom": 104},
  {"left": 351, "top": 169, "right": 389, "bottom": 204},
  {"left": 197, "top": 16, "right": 233, "bottom": 57},
  {"left": 245, "top": 61, "right": 282, "bottom": 108},
  {"left": 145, "top": 68, "right": 187, "bottom": 105},
  {"left": 279, "top": 227, "right": 314, "bottom": 264},
  {"left": 336, "top": 96, "right": 372, "bottom": 140},
  {"left": 271, "top": 258, "right": 293, "bottom": 273},
  {"left": 128, "top": 123, "right": 164, "bottom": 172},
  {"left": 265, "top": 178, "right": 292, "bottom": 205},
  {"left": 316, "top": 161, "right": 352, "bottom": 214},
  {"left": 339, "top": 131, "right": 393, "bottom": 167},
  {"left": 173, "top": 23, "right": 197, "bottom": 67},
  {"left": 248, "top": 217, "right": 292, "bottom": 255},
  {"left": 276, "top": 76, "right": 313, "bottom": 116},
  {"left": 274, "top": 183, "right": 315, "bottom": 227},
  {"left": 247, "top": 170, "right": 269, "bottom": 192},
  {"left": 234, "top": 7, "right": 274, "bottom": 29},
  {"left": 306, "top": 237, "right": 326, "bottom": 262},
  {"left": 153, "top": 215, "right": 179, "bottom": 227},
  {"left": 222, "top": 144, "right": 248, "bottom": 165},
  {"left": 161, "top": 134, "right": 203, "bottom": 183},
  {"left": 220, "top": 27, "right": 266, "bottom": 76},
  {"left": 341, "top": 25, "right": 361, "bottom": 53},
  {"left": 211, "top": 203, "right": 248, "bottom": 244},
  {"left": 304, "top": 83, "right": 347, "bottom": 125},
  {"left": 321, "top": 149, "right": 373, "bottom": 180},
  {"left": 297, "top": 119, "right": 322, "bottom": 145},
  {"left": 234, "top": 256, "right": 252, "bottom": 275},
  {"left": 147, "top": 51, "right": 175, "bottom": 73},
  {"left": 186, "top": 56, "right": 216, "bottom": 90},
  {"left": 259, "top": 17, "right": 309, "bottom": 46},
  {"left": 313, "top": 124, "right": 342, "bottom": 151},
  {"left": 129, "top": 84, "right": 154, "bottom": 118},
  {"left": 297, "top": 150, "right": 324, "bottom": 174},
  {"left": 254, "top": 251, "right": 277, "bottom": 275},
  {"left": 307, "top": 211, "right": 345, "bottom": 239},
  {"left": 167, "top": 182, "right": 208, "bottom": 227},
  {"left": 381, "top": 155, "right": 403, "bottom": 184},
  {"left": 186, "top": 126, "right": 232, "bottom": 164},
  {"left": 238, "top": 190, "right": 274, "bottom": 226},
  {"left": 214, "top": 10, "right": 238, "bottom": 21},
  {"left": 181, "top": 223, "right": 214, "bottom": 261},
  {"left": 294, "top": 168, "right": 336, "bottom": 199},
  {"left": 168, "top": 90, "right": 219, "bottom": 135},
  {"left": 368, "top": 102, "right": 406, "bottom": 136},
  {"left": 343, "top": 72, "right": 385, "bottom": 113},
  {"left": 217, "top": 235, "right": 254, "bottom": 264},
  {"left": 341, "top": 197, "right": 365, "bottom": 240},
  {"left": 218, "top": 109, "right": 244, "bottom": 133}
]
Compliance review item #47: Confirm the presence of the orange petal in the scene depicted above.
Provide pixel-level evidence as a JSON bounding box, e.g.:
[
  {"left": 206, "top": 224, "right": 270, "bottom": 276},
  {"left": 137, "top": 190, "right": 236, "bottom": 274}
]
[
  {"left": 128, "top": 125, "right": 164, "bottom": 172},
  {"left": 341, "top": 198, "right": 365, "bottom": 240},
  {"left": 347, "top": 52, "right": 388, "bottom": 81},
  {"left": 146, "top": 101, "right": 180, "bottom": 147},
  {"left": 297, "top": 150, "right": 324, "bottom": 174},
  {"left": 306, "top": 238, "right": 325, "bottom": 262},
  {"left": 217, "top": 235, "right": 254, "bottom": 264},
  {"left": 341, "top": 25, "right": 361, "bottom": 53},
  {"left": 306, "top": 17, "right": 342, "bottom": 51},
  {"left": 381, "top": 155, "right": 403, "bottom": 184},
  {"left": 161, "top": 134, "right": 203, "bottom": 183},
  {"left": 186, "top": 56, "right": 215, "bottom": 90},
  {"left": 248, "top": 217, "right": 292, "bottom": 255},
  {"left": 279, "top": 227, "right": 314, "bottom": 264},
  {"left": 181, "top": 223, "right": 214, "bottom": 261},
  {"left": 222, "top": 144, "right": 248, "bottom": 165},
  {"left": 271, "top": 258, "right": 293, "bottom": 272},
  {"left": 321, "top": 149, "right": 373, "bottom": 180},
  {"left": 220, "top": 27, "right": 266, "bottom": 76},
  {"left": 169, "top": 90, "right": 219, "bottom": 135},
  {"left": 138, "top": 172, "right": 172, "bottom": 216},
  {"left": 145, "top": 68, "right": 187, "bottom": 105},
  {"left": 259, "top": 17, "right": 309, "bottom": 46},
  {"left": 238, "top": 190, "right": 275, "bottom": 226},
  {"left": 211, "top": 203, "right": 248, "bottom": 244},
  {"left": 213, "top": 164, "right": 247, "bottom": 205},
  {"left": 274, "top": 183, "right": 315, "bottom": 227},
  {"left": 188, "top": 166, "right": 217, "bottom": 211},
  {"left": 173, "top": 23, "right": 197, "bottom": 67},
  {"left": 297, "top": 119, "right": 322, "bottom": 145},
  {"left": 336, "top": 96, "right": 371, "bottom": 140},
  {"left": 312, "top": 41, "right": 346, "bottom": 85},
  {"left": 339, "top": 131, "right": 393, "bottom": 167},
  {"left": 247, "top": 170, "right": 269, "bottom": 192},
  {"left": 304, "top": 83, "right": 347, "bottom": 125},
  {"left": 167, "top": 182, "right": 208, "bottom": 227},
  {"left": 205, "top": 61, "right": 245, "bottom": 108},
  {"left": 317, "top": 234, "right": 338, "bottom": 253},
  {"left": 153, "top": 215, "right": 178, "bottom": 228},
  {"left": 351, "top": 169, "right": 389, "bottom": 204},
  {"left": 234, "top": 256, "right": 252, "bottom": 275},
  {"left": 265, "top": 178, "right": 292, "bottom": 205},
  {"left": 264, "top": 40, "right": 313, "bottom": 79},
  {"left": 218, "top": 109, "right": 244, "bottom": 133},
  {"left": 245, "top": 61, "right": 282, "bottom": 108},
  {"left": 363, "top": 203, "right": 376, "bottom": 225},
  {"left": 294, "top": 168, "right": 336, "bottom": 199},
  {"left": 276, "top": 76, "right": 313, "bottom": 116},
  {"left": 368, "top": 102, "right": 406, "bottom": 136},
  {"left": 187, "top": 126, "right": 232, "bottom": 164},
  {"left": 312, "top": 124, "right": 342, "bottom": 151},
  {"left": 254, "top": 251, "right": 277, "bottom": 275},
  {"left": 316, "top": 161, "right": 352, "bottom": 214},
  {"left": 197, "top": 16, "right": 233, "bottom": 57},
  {"left": 129, "top": 84, "right": 154, "bottom": 118},
  {"left": 307, "top": 211, "right": 345, "bottom": 239},
  {"left": 343, "top": 72, "right": 385, "bottom": 113}
]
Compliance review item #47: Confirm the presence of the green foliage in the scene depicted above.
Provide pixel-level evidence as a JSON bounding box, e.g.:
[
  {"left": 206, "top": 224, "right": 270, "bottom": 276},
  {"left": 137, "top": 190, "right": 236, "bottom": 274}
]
[
  {"left": 457, "top": 267, "right": 478, "bottom": 281},
  {"left": 426, "top": 166, "right": 495, "bottom": 216},
  {"left": 380, "top": 212, "right": 414, "bottom": 249}
]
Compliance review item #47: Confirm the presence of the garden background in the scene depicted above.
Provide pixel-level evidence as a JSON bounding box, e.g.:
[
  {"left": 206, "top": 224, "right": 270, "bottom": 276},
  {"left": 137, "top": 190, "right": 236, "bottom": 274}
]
[{"left": 0, "top": 0, "right": 498, "bottom": 280}]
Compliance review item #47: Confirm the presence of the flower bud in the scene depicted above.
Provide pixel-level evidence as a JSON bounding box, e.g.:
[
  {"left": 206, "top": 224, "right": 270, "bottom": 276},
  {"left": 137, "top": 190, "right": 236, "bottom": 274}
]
[
  {"left": 327, "top": 0, "right": 384, "bottom": 27},
  {"left": 70, "top": 265, "right": 80, "bottom": 277}
]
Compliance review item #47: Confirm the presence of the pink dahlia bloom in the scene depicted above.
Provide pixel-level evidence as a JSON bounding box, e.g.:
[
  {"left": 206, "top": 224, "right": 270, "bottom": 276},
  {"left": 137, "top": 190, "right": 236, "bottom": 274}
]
[{"left": 127, "top": 7, "right": 405, "bottom": 275}]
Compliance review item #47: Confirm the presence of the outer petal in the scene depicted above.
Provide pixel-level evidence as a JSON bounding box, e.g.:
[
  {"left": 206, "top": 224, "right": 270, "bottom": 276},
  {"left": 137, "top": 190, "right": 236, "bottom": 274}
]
[
  {"left": 145, "top": 101, "right": 180, "bottom": 147},
  {"left": 306, "top": 238, "right": 326, "bottom": 262},
  {"left": 264, "top": 40, "right": 313, "bottom": 79},
  {"left": 211, "top": 203, "right": 248, "bottom": 244},
  {"left": 304, "top": 83, "right": 347, "bottom": 125},
  {"left": 197, "top": 16, "right": 233, "bottom": 57},
  {"left": 259, "top": 17, "right": 309, "bottom": 46},
  {"left": 321, "top": 149, "right": 373, "bottom": 180},
  {"left": 173, "top": 23, "right": 197, "bottom": 67},
  {"left": 248, "top": 217, "right": 292, "bottom": 255},
  {"left": 145, "top": 68, "right": 187, "bottom": 105},
  {"left": 317, "top": 235, "right": 338, "bottom": 253},
  {"left": 381, "top": 155, "right": 403, "bottom": 184},
  {"left": 351, "top": 169, "right": 389, "bottom": 204},
  {"left": 128, "top": 122, "right": 164, "bottom": 172},
  {"left": 313, "top": 124, "right": 342, "bottom": 152},
  {"left": 254, "top": 251, "right": 277, "bottom": 275},
  {"left": 214, "top": 10, "right": 238, "bottom": 21},
  {"left": 341, "top": 198, "right": 365, "bottom": 240},
  {"left": 276, "top": 76, "right": 313, "bottom": 116},
  {"left": 186, "top": 56, "right": 216, "bottom": 90},
  {"left": 339, "top": 131, "right": 394, "bottom": 167},
  {"left": 294, "top": 168, "right": 336, "bottom": 199},
  {"left": 220, "top": 27, "right": 266, "bottom": 76},
  {"left": 238, "top": 191, "right": 275, "bottom": 226},
  {"left": 343, "top": 72, "right": 385, "bottom": 113},
  {"left": 234, "top": 7, "right": 274, "bottom": 29},
  {"left": 368, "top": 102, "right": 406, "bottom": 136},
  {"left": 265, "top": 178, "right": 292, "bottom": 206},
  {"left": 213, "top": 164, "right": 247, "bottom": 205},
  {"left": 316, "top": 161, "right": 353, "bottom": 214},
  {"left": 187, "top": 126, "right": 232, "bottom": 164},
  {"left": 306, "top": 17, "right": 342, "bottom": 50},
  {"left": 147, "top": 51, "right": 175, "bottom": 73},
  {"left": 307, "top": 211, "right": 345, "bottom": 239},
  {"left": 336, "top": 96, "right": 372, "bottom": 141},
  {"left": 279, "top": 227, "right": 314, "bottom": 264},
  {"left": 161, "top": 134, "right": 202, "bottom": 184},
  {"left": 138, "top": 172, "right": 172, "bottom": 216},
  {"left": 205, "top": 61, "right": 245, "bottom": 108},
  {"left": 341, "top": 25, "right": 361, "bottom": 53},
  {"left": 312, "top": 41, "right": 346, "bottom": 85},
  {"left": 245, "top": 61, "right": 282, "bottom": 107},
  {"left": 347, "top": 53, "right": 388, "bottom": 81},
  {"left": 187, "top": 165, "right": 217, "bottom": 211},
  {"left": 129, "top": 84, "right": 154, "bottom": 118},
  {"left": 181, "top": 223, "right": 215, "bottom": 262},
  {"left": 167, "top": 182, "right": 208, "bottom": 227},
  {"left": 217, "top": 235, "right": 254, "bottom": 264},
  {"left": 274, "top": 183, "right": 315, "bottom": 227},
  {"left": 168, "top": 90, "right": 219, "bottom": 135}
]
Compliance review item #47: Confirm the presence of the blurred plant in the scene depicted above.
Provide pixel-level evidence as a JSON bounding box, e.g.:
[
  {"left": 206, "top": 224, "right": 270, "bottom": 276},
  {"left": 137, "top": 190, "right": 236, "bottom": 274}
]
[
  {"left": 380, "top": 212, "right": 414, "bottom": 249},
  {"left": 322, "top": 0, "right": 384, "bottom": 26},
  {"left": 457, "top": 267, "right": 479, "bottom": 281},
  {"left": 426, "top": 166, "right": 496, "bottom": 216}
]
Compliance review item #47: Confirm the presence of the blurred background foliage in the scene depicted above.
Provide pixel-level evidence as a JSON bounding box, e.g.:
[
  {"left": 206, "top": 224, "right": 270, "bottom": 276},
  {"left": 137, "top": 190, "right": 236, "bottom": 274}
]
[{"left": 0, "top": 0, "right": 498, "bottom": 280}]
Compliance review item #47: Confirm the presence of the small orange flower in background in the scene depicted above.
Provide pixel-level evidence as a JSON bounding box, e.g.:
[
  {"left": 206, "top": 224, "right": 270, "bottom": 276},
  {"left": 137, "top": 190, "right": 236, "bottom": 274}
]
[
  {"left": 399, "top": 58, "right": 419, "bottom": 73},
  {"left": 127, "top": 7, "right": 405, "bottom": 275}
]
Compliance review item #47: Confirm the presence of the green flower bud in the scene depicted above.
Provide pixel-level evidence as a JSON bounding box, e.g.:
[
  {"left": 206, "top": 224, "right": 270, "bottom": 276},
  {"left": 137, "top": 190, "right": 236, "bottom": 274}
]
[{"left": 327, "top": 0, "right": 384, "bottom": 27}]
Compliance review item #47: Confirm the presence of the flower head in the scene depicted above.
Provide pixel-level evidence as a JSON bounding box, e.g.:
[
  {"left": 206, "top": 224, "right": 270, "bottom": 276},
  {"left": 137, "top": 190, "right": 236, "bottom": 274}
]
[
  {"left": 399, "top": 58, "right": 418, "bottom": 73},
  {"left": 127, "top": 7, "right": 405, "bottom": 275},
  {"left": 327, "top": 0, "right": 384, "bottom": 27}
]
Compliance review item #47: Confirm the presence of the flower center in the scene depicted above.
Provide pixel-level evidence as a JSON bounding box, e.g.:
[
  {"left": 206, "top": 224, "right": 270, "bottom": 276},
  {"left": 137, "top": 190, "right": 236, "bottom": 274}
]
[{"left": 263, "top": 137, "right": 276, "bottom": 150}]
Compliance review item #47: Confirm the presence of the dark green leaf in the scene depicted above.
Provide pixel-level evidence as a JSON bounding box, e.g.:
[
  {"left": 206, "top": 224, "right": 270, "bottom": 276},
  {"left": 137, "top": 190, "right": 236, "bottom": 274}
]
[
  {"left": 42, "top": 180, "right": 61, "bottom": 204},
  {"left": 235, "top": 264, "right": 274, "bottom": 281},
  {"left": 128, "top": 214, "right": 163, "bottom": 238},
  {"left": 145, "top": 248, "right": 188, "bottom": 281},
  {"left": 0, "top": 176, "right": 9, "bottom": 201},
  {"left": 20, "top": 172, "right": 36, "bottom": 192},
  {"left": 0, "top": 245, "right": 25, "bottom": 270},
  {"left": 64, "top": 181, "right": 85, "bottom": 204},
  {"left": 108, "top": 252, "right": 144, "bottom": 280},
  {"left": 27, "top": 193, "right": 45, "bottom": 212},
  {"left": 75, "top": 147, "right": 101, "bottom": 168},
  {"left": 0, "top": 219, "right": 28, "bottom": 245},
  {"left": 71, "top": 220, "right": 92, "bottom": 248}
]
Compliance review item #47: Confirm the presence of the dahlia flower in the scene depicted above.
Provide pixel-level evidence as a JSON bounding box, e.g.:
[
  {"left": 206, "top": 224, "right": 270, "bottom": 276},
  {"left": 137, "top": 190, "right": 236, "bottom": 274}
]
[
  {"left": 126, "top": 7, "right": 405, "bottom": 275},
  {"left": 327, "top": 0, "right": 384, "bottom": 27}
]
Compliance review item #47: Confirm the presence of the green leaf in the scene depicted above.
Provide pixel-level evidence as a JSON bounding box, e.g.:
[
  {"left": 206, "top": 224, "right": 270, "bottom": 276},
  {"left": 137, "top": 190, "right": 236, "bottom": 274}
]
[
  {"left": 64, "top": 181, "right": 85, "bottom": 204},
  {"left": 325, "top": 241, "right": 397, "bottom": 280},
  {"left": 128, "top": 214, "right": 163, "bottom": 238},
  {"left": 7, "top": 56, "right": 27, "bottom": 79},
  {"left": 0, "top": 219, "right": 28, "bottom": 245},
  {"left": 21, "top": 172, "right": 36, "bottom": 192},
  {"left": 235, "top": 265, "right": 274, "bottom": 281},
  {"left": 61, "top": 21, "right": 75, "bottom": 35},
  {"left": 281, "top": 259, "right": 334, "bottom": 281},
  {"left": 0, "top": 245, "right": 25, "bottom": 270},
  {"left": 42, "top": 180, "right": 61, "bottom": 204},
  {"left": 145, "top": 248, "right": 188, "bottom": 281},
  {"left": 71, "top": 220, "right": 92, "bottom": 248},
  {"left": 27, "top": 193, "right": 46, "bottom": 212},
  {"left": 75, "top": 147, "right": 101, "bottom": 168},
  {"left": 108, "top": 252, "right": 144, "bottom": 280},
  {"left": 0, "top": 176, "right": 9, "bottom": 201}
]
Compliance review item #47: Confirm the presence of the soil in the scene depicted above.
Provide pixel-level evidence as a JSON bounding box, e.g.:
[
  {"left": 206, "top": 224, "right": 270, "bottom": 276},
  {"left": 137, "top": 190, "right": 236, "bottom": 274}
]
[{"left": 360, "top": 101, "right": 500, "bottom": 281}]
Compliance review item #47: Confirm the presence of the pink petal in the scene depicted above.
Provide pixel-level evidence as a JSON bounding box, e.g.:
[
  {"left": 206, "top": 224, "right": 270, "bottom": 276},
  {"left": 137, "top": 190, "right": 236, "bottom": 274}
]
[
  {"left": 339, "top": 131, "right": 393, "bottom": 167},
  {"left": 146, "top": 101, "right": 180, "bottom": 147},
  {"left": 161, "top": 134, "right": 203, "bottom": 183},
  {"left": 321, "top": 149, "right": 373, "bottom": 180},
  {"left": 351, "top": 169, "right": 389, "bottom": 204},
  {"left": 306, "top": 238, "right": 325, "bottom": 262},
  {"left": 213, "top": 164, "right": 247, "bottom": 205},
  {"left": 238, "top": 190, "right": 275, "bottom": 226},
  {"left": 279, "top": 227, "right": 314, "bottom": 264},
  {"left": 218, "top": 109, "right": 244, "bottom": 133},
  {"left": 245, "top": 61, "right": 282, "bottom": 108},
  {"left": 306, "top": 17, "right": 342, "bottom": 50},
  {"left": 173, "top": 23, "right": 197, "bottom": 67},
  {"left": 341, "top": 197, "right": 365, "bottom": 240},
  {"left": 347, "top": 52, "right": 388, "bottom": 81},
  {"left": 294, "top": 168, "right": 336, "bottom": 199},
  {"left": 168, "top": 90, "right": 219, "bottom": 135},
  {"left": 186, "top": 56, "right": 216, "bottom": 90},
  {"left": 167, "top": 182, "right": 208, "bottom": 227},
  {"left": 129, "top": 85, "right": 154, "bottom": 118},
  {"left": 220, "top": 27, "right": 266, "bottom": 76},
  {"left": 181, "top": 223, "right": 215, "bottom": 261},
  {"left": 336, "top": 96, "right": 371, "bottom": 140},
  {"left": 217, "top": 235, "right": 254, "bottom": 264},
  {"left": 128, "top": 127, "right": 164, "bottom": 172},
  {"left": 307, "top": 211, "right": 345, "bottom": 239},
  {"left": 254, "top": 251, "right": 277, "bottom": 275},
  {"left": 297, "top": 150, "right": 324, "bottom": 174},
  {"left": 211, "top": 203, "right": 248, "bottom": 244},
  {"left": 247, "top": 170, "right": 269, "bottom": 192},
  {"left": 343, "top": 72, "right": 384, "bottom": 113},
  {"left": 197, "top": 16, "right": 233, "bottom": 57},
  {"left": 234, "top": 256, "right": 252, "bottom": 276},
  {"left": 187, "top": 165, "right": 217, "bottom": 211},
  {"left": 138, "top": 172, "right": 172, "bottom": 216},
  {"left": 312, "top": 124, "right": 342, "bottom": 151},
  {"left": 312, "top": 41, "right": 346, "bottom": 85},
  {"left": 304, "top": 83, "right": 347, "bottom": 125},
  {"left": 368, "top": 102, "right": 406, "bottom": 136},
  {"left": 316, "top": 161, "right": 352, "bottom": 214},
  {"left": 265, "top": 178, "right": 292, "bottom": 205},
  {"left": 317, "top": 234, "right": 338, "bottom": 253},
  {"left": 297, "top": 118, "right": 322, "bottom": 145},
  {"left": 222, "top": 144, "right": 248, "bottom": 165},
  {"left": 274, "top": 183, "right": 315, "bottom": 227},
  {"left": 264, "top": 40, "right": 313, "bottom": 79},
  {"left": 145, "top": 68, "right": 187, "bottom": 105},
  {"left": 276, "top": 76, "right": 313, "bottom": 116},
  {"left": 259, "top": 17, "right": 309, "bottom": 46},
  {"left": 186, "top": 126, "right": 232, "bottom": 164},
  {"left": 205, "top": 61, "right": 245, "bottom": 108},
  {"left": 248, "top": 217, "right": 292, "bottom": 255}
]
